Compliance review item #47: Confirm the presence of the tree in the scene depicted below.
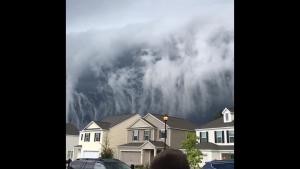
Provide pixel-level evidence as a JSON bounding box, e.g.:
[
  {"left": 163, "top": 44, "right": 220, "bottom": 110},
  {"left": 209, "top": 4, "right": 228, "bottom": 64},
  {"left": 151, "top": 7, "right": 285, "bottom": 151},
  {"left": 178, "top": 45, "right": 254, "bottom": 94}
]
[
  {"left": 101, "top": 137, "right": 114, "bottom": 159},
  {"left": 181, "top": 132, "right": 203, "bottom": 169}
]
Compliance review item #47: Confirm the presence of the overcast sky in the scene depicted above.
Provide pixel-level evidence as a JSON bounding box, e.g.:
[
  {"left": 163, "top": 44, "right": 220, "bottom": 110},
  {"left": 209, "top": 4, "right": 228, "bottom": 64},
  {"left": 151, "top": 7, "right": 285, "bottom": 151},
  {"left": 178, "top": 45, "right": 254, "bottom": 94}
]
[{"left": 67, "top": 0, "right": 233, "bottom": 33}]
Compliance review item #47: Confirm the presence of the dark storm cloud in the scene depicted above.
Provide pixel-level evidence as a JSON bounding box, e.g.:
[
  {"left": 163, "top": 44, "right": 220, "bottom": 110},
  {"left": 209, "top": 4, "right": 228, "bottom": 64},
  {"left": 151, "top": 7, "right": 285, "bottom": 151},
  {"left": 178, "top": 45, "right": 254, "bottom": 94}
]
[{"left": 66, "top": 0, "right": 234, "bottom": 128}]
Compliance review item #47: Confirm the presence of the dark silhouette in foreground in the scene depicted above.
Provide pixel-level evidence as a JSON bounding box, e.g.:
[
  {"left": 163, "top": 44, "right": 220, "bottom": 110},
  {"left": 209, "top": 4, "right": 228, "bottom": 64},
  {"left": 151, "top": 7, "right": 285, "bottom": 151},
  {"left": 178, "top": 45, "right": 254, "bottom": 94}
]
[{"left": 150, "top": 149, "right": 190, "bottom": 169}]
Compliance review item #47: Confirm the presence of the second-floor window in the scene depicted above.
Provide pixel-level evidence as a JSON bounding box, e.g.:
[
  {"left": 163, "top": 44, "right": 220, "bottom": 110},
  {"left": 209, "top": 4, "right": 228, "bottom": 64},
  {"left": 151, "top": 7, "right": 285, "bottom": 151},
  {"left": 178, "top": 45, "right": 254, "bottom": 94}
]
[
  {"left": 133, "top": 130, "right": 139, "bottom": 141},
  {"left": 215, "top": 131, "right": 224, "bottom": 143},
  {"left": 144, "top": 130, "right": 151, "bottom": 141},
  {"left": 200, "top": 132, "right": 208, "bottom": 143},
  {"left": 84, "top": 133, "right": 90, "bottom": 142},
  {"left": 81, "top": 134, "right": 83, "bottom": 141},
  {"left": 227, "top": 130, "right": 234, "bottom": 143},
  {"left": 94, "top": 133, "right": 101, "bottom": 142},
  {"left": 159, "top": 129, "right": 167, "bottom": 139}
]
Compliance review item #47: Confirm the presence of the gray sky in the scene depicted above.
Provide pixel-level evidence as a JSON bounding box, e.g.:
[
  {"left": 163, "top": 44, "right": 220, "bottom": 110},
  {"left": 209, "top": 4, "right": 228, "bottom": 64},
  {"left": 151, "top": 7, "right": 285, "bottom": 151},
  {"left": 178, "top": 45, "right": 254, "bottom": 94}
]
[{"left": 67, "top": 0, "right": 233, "bottom": 33}]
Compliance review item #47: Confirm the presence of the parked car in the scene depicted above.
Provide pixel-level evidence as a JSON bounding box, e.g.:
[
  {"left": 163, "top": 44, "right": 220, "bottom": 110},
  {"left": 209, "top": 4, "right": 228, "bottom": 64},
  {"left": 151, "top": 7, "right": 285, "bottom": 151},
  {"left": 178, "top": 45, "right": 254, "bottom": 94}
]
[
  {"left": 202, "top": 160, "right": 234, "bottom": 169},
  {"left": 68, "top": 158, "right": 132, "bottom": 169}
]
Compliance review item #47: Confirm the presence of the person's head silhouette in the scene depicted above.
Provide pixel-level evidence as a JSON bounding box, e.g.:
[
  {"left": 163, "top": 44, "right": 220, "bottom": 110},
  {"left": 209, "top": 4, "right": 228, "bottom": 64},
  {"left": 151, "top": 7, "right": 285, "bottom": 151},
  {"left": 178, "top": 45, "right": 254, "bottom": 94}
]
[{"left": 150, "top": 149, "right": 190, "bottom": 169}]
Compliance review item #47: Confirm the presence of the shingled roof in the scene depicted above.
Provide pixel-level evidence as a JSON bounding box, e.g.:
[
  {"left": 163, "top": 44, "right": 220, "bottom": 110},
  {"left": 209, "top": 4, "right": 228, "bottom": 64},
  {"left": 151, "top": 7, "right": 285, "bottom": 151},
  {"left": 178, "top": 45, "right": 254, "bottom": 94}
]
[
  {"left": 100, "top": 113, "right": 138, "bottom": 127},
  {"left": 93, "top": 121, "right": 111, "bottom": 130},
  {"left": 227, "top": 107, "right": 234, "bottom": 112},
  {"left": 196, "top": 142, "right": 234, "bottom": 150},
  {"left": 119, "top": 141, "right": 168, "bottom": 148},
  {"left": 198, "top": 117, "right": 234, "bottom": 129},
  {"left": 150, "top": 113, "right": 197, "bottom": 130},
  {"left": 66, "top": 123, "right": 79, "bottom": 135},
  {"left": 119, "top": 142, "right": 144, "bottom": 147}
]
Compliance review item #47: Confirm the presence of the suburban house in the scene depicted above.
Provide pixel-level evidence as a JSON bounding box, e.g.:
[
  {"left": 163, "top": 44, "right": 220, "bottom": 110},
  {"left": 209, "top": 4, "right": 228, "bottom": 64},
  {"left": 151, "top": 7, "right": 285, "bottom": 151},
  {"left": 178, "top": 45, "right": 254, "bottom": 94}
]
[
  {"left": 118, "top": 113, "right": 197, "bottom": 166},
  {"left": 195, "top": 107, "right": 234, "bottom": 167},
  {"left": 66, "top": 123, "right": 79, "bottom": 161},
  {"left": 75, "top": 113, "right": 141, "bottom": 159}
]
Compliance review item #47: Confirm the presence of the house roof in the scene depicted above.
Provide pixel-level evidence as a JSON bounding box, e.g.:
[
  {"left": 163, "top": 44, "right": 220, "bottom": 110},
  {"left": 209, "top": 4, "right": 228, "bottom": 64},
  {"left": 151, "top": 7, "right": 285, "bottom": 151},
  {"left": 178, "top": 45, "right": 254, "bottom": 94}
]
[
  {"left": 141, "top": 118, "right": 157, "bottom": 128},
  {"left": 196, "top": 142, "right": 234, "bottom": 150},
  {"left": 66, "top": 123, "right": 79, "bottom": 135},
  {"left": 119, "top": 142, "right": 144, "bottom": 147},
  {"left": 100, "top": 113, "right": 138, "bottom": 127},
  {"left": 149, "top": 140, "right": 168, "bottom": 147},
  {"left": 197, "top": 117, "right": 234, "bottom": 129},
  {"left": 119, "top": 141, "right": 168, "bottom": 148},
  {"left": 150, "top": 113, "right": 198, "bottom": 130},
  {"left": 93, "top": 121, "right": 111, "bottom": 130},
  {"left": 227, "top": 107, "right": 234, "bottom": 112}
]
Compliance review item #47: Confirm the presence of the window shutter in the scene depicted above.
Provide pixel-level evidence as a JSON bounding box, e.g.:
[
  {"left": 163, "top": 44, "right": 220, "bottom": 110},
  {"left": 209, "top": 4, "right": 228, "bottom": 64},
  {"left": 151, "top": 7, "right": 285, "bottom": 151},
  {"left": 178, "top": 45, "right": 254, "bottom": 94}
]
[
  {"left": 222, "top": 131, "right": 224, "bottom": 143},
  {"left": 132, "top": 130, "right": 134, "bottom": 140},
  {"left": 137, "top": 130, "right": 139, "bottom": 141},
  {"left": 227, "top": 131, "right": 229, "bottom": 143},
  {"left": 199, "top": 132, "right": 202, "bottom": 143},
  {"left": 206, "top": 131, "right": 209, "bottom": 142},
  {"left": 214, "top": 131, "right": 217, "bottom": 143}
]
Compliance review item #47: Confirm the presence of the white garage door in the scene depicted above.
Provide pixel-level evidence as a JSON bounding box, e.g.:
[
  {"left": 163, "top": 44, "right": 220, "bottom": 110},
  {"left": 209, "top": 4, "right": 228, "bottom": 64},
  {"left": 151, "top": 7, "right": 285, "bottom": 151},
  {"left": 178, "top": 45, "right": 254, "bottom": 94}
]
[{"left": 82, "top": 151, "right": 99, "bottom": 158}]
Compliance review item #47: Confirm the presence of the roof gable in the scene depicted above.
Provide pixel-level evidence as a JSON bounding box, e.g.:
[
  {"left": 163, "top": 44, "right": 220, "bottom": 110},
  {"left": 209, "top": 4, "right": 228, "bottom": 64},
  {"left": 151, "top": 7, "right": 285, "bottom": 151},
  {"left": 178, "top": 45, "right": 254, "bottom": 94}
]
[
  {"left": 83, "top": 121, "right": 110, "bottom": 130},
  {"left": 128, "top": 118, "right": 156, "bottom": 129}
]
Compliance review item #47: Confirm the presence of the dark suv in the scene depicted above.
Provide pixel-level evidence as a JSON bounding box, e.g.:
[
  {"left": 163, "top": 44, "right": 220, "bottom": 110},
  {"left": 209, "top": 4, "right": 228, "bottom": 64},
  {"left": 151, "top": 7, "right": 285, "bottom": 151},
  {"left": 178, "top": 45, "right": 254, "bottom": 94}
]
[
  {"left": 202, "top": 160, "right": 234, "bottom": 169},
  {"left": 68, "top": 158, "right": 132, "bottom": 169}
]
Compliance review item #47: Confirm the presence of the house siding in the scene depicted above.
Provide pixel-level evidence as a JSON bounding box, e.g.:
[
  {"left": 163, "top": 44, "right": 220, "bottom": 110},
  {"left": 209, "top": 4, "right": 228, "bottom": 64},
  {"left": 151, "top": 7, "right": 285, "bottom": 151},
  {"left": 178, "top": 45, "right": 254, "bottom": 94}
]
[
  {"left": 66, "top": 135, "right": 79, "bottom": 160},
  {"left": 170, "top": 129, "right": 193, "bottom": 149},
  {"left": 107, "top": 114, "right": 141, "bottom": 159},
  {"left": 144, "top": 114, "right": 170, "bottom": 145}
]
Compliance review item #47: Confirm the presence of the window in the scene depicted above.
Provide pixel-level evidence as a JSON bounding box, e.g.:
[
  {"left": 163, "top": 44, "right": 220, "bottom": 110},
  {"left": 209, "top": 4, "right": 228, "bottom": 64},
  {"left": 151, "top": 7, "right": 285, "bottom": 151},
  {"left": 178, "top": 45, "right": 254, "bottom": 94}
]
[
  {"left": 225, "top": 113, "right": 229, "bottom": 121},
  {"left": 67, "top": 151, "right": 73, "bottom": 159},
  {"left": 200, "top": 132, "right": 208, "bottom": 143},
  {"left": 94, "top": 133, "right": 101, "bottom": 142},
  {"left": 144, "top": 130, "right": 151, "bottom": 141},
  {"left": 227, "top": 130, "right": 234, "bottom": 143},
  {"left": 84, "top": 133, "right": 90, "bottom": 142},
  {"left": 81, "top": 134, "right": 83, "bottom": 141},
  {"left": 133, "top": 130, "right": 139, "bottom": 141},
  {"left": 215, "top": 131, "right": 224, "bottom": 143},
  {"left": 159, "top": 129, "right": 167, "bottom": 139}
]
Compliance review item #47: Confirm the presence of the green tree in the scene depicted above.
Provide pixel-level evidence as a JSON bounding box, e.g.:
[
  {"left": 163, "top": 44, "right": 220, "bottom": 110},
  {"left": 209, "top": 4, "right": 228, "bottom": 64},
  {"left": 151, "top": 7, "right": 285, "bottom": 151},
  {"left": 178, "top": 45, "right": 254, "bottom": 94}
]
[
  {"left": 101, "top": 137, "right": 114, "bottom": 159},
  {"left": 181, "top": 132, "right": 203, "bottom": 169}
]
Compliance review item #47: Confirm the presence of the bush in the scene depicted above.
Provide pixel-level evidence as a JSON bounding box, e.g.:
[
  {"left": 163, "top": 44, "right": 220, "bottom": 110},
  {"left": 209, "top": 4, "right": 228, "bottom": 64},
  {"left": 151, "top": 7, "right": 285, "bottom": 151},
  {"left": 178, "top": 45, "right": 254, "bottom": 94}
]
[{"left": 100, "top": 137, "right": 114, "bottom": 159}]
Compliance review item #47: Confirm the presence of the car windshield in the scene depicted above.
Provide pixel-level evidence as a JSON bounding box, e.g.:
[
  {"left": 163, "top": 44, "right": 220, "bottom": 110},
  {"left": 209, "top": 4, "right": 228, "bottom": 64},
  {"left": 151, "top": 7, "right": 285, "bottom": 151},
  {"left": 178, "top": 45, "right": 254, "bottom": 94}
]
[
  {"left": 103, "top": 162, "right": 131, "bottom": 169},
  {"left": 211, "top": 163, "right": 234, "bottom": 169}
]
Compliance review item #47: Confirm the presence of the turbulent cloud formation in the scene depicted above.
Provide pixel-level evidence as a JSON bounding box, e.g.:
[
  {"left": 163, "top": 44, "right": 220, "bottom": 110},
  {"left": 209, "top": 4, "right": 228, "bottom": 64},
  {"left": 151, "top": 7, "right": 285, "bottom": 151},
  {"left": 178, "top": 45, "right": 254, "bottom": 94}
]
[{"left": 66, "top": 0, "right": 234, "bottom": 129}]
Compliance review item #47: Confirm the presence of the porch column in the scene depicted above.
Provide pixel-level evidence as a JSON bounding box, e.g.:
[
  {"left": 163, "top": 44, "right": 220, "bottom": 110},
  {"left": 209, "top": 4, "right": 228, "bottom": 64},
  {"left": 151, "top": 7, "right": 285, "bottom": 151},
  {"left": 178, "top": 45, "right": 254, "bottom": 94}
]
[
  {"left": 141, "top": 149, "right": 143, "bottom": 165},
  {"left": 154, "top": 148, "right": 157, "bottom": 157}
]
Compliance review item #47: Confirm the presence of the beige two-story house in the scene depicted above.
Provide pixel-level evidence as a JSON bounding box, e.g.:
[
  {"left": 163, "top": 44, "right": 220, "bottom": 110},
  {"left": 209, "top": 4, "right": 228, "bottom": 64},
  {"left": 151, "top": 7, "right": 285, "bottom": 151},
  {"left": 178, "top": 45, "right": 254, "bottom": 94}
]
[
  {"left": 118, "top": 113, "right": 197, "bottom": 166},
  {"left": 75, "top": 113, "right": 141, "bottom": 159}
]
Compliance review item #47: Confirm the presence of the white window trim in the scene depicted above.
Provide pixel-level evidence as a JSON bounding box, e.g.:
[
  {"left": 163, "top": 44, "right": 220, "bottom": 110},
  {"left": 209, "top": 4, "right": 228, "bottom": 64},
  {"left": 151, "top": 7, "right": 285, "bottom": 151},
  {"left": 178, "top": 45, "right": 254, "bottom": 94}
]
[
  {"left": 215, "top": 131, "right": 223, "bottom": 143},
  {"left": 133, "top": 130, "right": 139, "bottom": 141}
]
